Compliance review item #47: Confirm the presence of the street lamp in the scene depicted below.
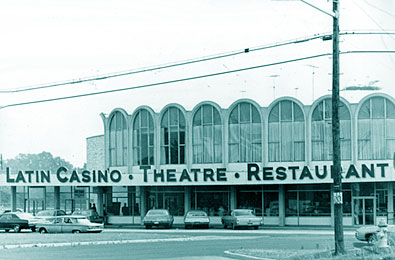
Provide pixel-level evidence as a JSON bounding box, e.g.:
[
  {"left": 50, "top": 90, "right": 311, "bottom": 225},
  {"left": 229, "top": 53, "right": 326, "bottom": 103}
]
[
  {"left": 268, "top": 74, "right": 280, "bottom": 99},
  {"left": 306, "top": 64, "right": 319, "bottom": 102}
]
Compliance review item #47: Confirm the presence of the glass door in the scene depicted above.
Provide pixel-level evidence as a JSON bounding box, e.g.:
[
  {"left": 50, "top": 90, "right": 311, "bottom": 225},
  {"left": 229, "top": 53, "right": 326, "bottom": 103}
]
[
  {"left": 352, "top": 196, "right": 376, "bottom": 225},
  {"left": 27, "top": 199, "right": 45, "bottom": 215},
  {"left": 65, "top": 199, "right": 75, "bottom": 214}
]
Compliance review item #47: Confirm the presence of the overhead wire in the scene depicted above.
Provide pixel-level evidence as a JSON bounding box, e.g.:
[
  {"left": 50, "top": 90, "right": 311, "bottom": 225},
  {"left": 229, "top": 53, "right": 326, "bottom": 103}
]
[
  {"left": 1, "top": 31, "right": 394, "bottom": 94},
  {"left": 1, "top": 50, "right": 394, "bottom": 110},
  {"left": 0, "top": 32, "right": 333, "bottom": 93}
]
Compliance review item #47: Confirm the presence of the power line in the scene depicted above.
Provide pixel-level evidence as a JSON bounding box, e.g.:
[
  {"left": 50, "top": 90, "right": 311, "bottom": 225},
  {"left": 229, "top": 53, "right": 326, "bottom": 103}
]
[
  {"left": 1, "top": 31, "right": 394, "bottom": 94},
  {"left": 1, "top": 50, "right": 394, "bottom": 110},
  {"left": 0, "top": 32, "right": 332, "bottom": 94}
]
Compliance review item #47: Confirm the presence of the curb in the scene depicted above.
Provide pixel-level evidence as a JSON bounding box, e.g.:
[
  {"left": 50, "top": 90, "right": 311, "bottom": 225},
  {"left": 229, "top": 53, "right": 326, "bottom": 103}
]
[
  {"left": 0, "top": 235, "right": 262, "bottom": 250},
  {"left": 224, "top": 250, "right": 275, "bottom": 260}
]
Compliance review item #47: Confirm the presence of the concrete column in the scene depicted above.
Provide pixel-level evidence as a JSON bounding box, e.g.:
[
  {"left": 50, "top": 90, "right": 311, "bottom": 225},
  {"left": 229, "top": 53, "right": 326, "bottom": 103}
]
[
  {"left": 184, "top": 187, "right": 191, "bottom": 214},
  {"left": 54, "top": 186, "right": 60, "bottom": 210},
  {"left": 230, "top": 186, "right": 236, "bottom": 210},
  {"left": 330, "top": 184, "right": 334, "bottom": 227},
  {"left": 388, "top": 182, "right": 394, "bottom": 224},
  {"left": 11, "top": 186, "right": 17, "bottom": 212},
  {"left": 279, "top": 184, "right": 285, "bottom": 227},
  {"left": 97, "top": 187, "right": 104, "bottom": 216},
  {"left": 140, "top": 186, "right": 147, "bottom": 219}
]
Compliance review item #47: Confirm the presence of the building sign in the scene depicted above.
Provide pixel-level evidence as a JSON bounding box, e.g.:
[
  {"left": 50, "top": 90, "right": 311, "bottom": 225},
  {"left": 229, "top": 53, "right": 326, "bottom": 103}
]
[{"left": 0, "top": 162, "right": 393, "bottom": 186}]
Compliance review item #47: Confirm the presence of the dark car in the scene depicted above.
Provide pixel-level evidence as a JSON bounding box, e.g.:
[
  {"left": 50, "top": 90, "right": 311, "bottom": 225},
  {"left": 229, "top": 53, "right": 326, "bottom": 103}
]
[
  {"left": 72, "top": 209, "right": 104, "bottom": 223},
  {"left": 36, "top": 209, "right": 67, "bottom": 218},
  {"left": 143, "top": 209, "right": 174, "bottom": 229},
  {"left": 0, "top": 212, "right": 39, "bottom": 232}
]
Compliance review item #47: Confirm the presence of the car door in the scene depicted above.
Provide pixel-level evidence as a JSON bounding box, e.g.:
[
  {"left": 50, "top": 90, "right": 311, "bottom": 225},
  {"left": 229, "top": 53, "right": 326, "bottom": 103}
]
[
  {"left": 0, "top": 214, "right": 10, "bottom": 229},
  {"left": 61, "top": 217, "right": 74, "bottom": 233},
  {"left": 50, "top": 217, "right": 63, "bottom": 233}
]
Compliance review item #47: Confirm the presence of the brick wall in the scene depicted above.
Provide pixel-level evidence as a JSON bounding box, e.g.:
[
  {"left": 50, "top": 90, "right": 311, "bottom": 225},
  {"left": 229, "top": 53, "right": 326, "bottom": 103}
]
[{"left": 86, "top": 135, "right": 104, "bottom": 170}]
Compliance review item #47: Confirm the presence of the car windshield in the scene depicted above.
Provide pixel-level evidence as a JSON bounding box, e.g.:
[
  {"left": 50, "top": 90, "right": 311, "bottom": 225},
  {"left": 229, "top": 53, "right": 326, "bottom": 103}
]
[
  {"left": 73, "top": 210, "right": 90, "bottom": 216},
  {"left": 234, "top": 210, "right": 254, "bottom": 216},
  {"left": 187, "top": 211, "right": 207, "bottom": 217},
  {"left": 36, "top": 211, "right": 52, "bottom": 216},
  {"left": 147, "top": 210, "right": 168, "bottom": 216},
  {"left": 75, "top": 218, "right": 91, "bottom": 224}
]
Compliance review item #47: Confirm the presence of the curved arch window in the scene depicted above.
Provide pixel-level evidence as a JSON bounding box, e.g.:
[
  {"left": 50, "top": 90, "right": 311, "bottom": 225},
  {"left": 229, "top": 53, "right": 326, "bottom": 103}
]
[
  {"left": 161, "top": 107, "right": 185, "bottom": 164},
  {"left": 133, "top": 109, "right": 154, "bottom": 165},
  {"left": 311, "top": 99, "right": 351, "bottom": 161},
  {"left": 192, "top": 105, "right": 222, "bottom": 163},
  {"left": 228, "top": 102, "right": 262, "bottom": 162},
  {"left": 109, "top": 111, "right": 127, "bottom": 166},
  {"left": 268, "top": 100, "right": 305, "bottom": 162},
  {"left": 358, "top": 97, "right": 395, "bottom": 160}
]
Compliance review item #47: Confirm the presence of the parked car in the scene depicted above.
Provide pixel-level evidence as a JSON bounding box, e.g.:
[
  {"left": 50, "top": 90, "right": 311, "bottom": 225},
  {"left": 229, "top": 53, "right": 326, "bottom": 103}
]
[
  {"left": 143, "top": 209, "right": 174, "bottom": 229},
  {"left": 0, "top": 212, "right": 39, "bottom": 232},
  {"left": 36, "top": 209, "right": 67, "bottom": 218},
  {"left": 184, "top": 210, "right": 210, "bottom": 229},
  {"left": 1, "top": 209, "right": 24, "bottom": 214},
  {"left": 222, "top": 209, "right": 263, "bottom": 230},
  {"left": 72, "top": 209, "right": 104, "bottom": 223},
  {"left": 36, "top": 216, "right": 104, "bottom": 234},
  {"left": 355, "top": 224, "right": 395, "bottom": 243}
]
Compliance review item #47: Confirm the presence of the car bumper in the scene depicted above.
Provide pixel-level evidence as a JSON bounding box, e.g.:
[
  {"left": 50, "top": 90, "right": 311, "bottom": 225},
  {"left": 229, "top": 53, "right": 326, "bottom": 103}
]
[{"left": 144, "top": 221, "right": 172, "bottom": 226}]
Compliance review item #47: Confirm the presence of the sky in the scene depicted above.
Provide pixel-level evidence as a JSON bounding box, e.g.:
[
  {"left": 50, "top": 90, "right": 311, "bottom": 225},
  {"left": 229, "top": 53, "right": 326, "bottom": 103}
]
[{"left": 0, "top": 0, "right": 394, "bottom": 168}]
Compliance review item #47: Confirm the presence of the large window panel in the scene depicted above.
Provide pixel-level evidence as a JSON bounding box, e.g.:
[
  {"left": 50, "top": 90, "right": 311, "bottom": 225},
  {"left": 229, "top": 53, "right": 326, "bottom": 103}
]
[
  {"left": 133, "top": 109, "right": 155, "bottom": 166},
  {"left": 269, "top": 101, "right": 305, "bottom": 162},
  {"left": 228, "top": 102, "right": 262, "bottom": 162},
  {"left": 358, "top": 97, "right": 395, "bottom": 160},
  {"left": 192, "top": 105, "right": 222, "bottom": 163},
  {"left": 161, "top": 107, "right": 186, "bottom": 164},
  {"left": 311, "top": 99, "right": 351, "bottom": 161},
  {"left": 109, "top": 111, "right": 127, "bottom": 166}
]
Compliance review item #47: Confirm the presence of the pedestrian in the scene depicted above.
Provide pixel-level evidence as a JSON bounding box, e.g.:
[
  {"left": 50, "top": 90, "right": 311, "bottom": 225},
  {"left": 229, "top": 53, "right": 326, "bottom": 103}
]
[
  {"left": 92, "top": 203, "right": 97, "bottom": 212},
  {"left": 122, "top": 203, "right": 129, "bottom": 216}
]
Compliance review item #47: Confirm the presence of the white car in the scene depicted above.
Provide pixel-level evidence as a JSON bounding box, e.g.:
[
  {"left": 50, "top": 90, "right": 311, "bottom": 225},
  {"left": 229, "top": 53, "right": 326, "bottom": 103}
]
[
  {"left": 355, "top": 224, "right": 395, "bottom": 243},
  {"left": 222, "top": 209, "right": 263, "bottom": 230},
  {"left": 184, "top": 210, "right": 210, "bottom": 229},
  {"left": 36, "top": 216, "right": 103, "bottom": 234}
]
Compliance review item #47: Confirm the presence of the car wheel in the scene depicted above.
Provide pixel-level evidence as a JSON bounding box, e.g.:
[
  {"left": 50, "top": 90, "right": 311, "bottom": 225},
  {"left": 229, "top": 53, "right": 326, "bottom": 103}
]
[
  {"left": 39, "top": 228, "right": 47, "bottom": 234},
  {"left": 367, "top": 234, "right": 377, "bottom": 244},
  {"left": 254, "top": 226, "right": 259, "bottom": 230},
  {"left": 31, "top": 227, "right": 36, "bottom": 232},
  {"left": 13, "top": 225, "right": 21, "bottom": 233},
  {"left": 5, "top": 229, "right": 10, "bottom": 233},
  {"left": 185, "top": 224, "right": 189, "bottom": 229},
  {"left": 72, "top": 230, "right": 81, "bottom": 234},
  {"left": 145, "top": 225, "right": 152, "bottom": 229}
]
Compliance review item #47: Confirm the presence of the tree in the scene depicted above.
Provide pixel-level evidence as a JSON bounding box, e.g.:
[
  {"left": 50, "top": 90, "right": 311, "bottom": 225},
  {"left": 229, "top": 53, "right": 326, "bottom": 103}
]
[{"left": 5, "top": 151, "right": 75, "bottom": 173}]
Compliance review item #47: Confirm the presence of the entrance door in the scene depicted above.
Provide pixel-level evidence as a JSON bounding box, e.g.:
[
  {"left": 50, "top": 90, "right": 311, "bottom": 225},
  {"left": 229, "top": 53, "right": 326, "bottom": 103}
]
[
  {"left": 352, "top": 196, "right": 376, "bottom": 225},
  {"left": 65, "top": 199, "right": 75, "bottom": 214},
  {"left": 27, "top": 199, "right": 45, "bottom": 215}
]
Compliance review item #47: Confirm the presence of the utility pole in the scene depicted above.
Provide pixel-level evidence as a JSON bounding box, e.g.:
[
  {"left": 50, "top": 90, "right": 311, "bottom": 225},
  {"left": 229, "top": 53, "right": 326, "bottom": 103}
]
[
  {"left": 299, "top": 0, "right": 344, "bottom": 254},
  {"left": 331, "top": 0, "right": 345, "bottom": 255}
]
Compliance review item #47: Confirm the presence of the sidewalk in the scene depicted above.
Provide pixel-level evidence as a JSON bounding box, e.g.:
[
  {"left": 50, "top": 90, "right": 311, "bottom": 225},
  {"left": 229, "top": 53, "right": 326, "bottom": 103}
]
[{"left": 104, "top": 224, "right": 357, "bottom": 235}]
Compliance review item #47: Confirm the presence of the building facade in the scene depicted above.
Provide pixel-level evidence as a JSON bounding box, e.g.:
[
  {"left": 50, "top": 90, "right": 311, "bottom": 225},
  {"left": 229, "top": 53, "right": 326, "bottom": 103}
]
[{"left": 3, "top": 93, "right": 395, "bottom": 226}]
